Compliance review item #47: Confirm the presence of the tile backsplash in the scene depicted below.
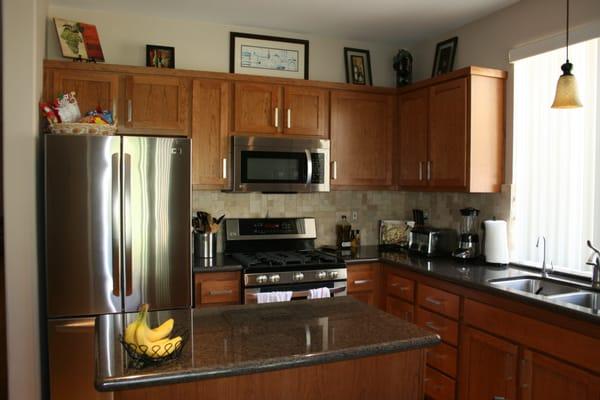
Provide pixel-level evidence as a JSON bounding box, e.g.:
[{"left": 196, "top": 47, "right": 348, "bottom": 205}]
[{"left": 193, "top": 186, "right": 511, "bottom": 250}]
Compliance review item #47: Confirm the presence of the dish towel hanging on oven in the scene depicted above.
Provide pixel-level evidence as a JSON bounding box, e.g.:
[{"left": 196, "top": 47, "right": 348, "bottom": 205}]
[
  {"left": 308, "top": 287, "right": 331, "bottom": 299},
  {"left": 256, "top": 291, "right": 293, "bottom": 304}
]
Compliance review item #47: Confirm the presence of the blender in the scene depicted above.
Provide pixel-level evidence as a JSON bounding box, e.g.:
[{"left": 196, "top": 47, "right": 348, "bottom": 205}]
[{"left": 452, "top": 207, "right": 480, "bottom": 259}]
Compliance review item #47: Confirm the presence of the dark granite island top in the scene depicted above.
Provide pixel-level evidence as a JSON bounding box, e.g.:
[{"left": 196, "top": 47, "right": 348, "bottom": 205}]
[{"left": 96, "top": 297, "right": 440, "bottom": 392}]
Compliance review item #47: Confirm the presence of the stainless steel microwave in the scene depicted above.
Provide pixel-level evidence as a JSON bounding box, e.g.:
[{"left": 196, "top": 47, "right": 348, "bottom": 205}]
[{"left": 228, "top": 136, "right": 330, "bottom": 193}]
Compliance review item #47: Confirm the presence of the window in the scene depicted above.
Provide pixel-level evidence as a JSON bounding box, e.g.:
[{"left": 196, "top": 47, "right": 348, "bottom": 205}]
[{"left": 512, "top": 38, "right": 600, "bottom": 275}]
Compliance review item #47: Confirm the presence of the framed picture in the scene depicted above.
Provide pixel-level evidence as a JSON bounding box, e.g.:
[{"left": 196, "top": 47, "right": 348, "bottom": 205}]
[
  {"left": 431, "top": 37, "right": 458, "bottom": 77},
  {"left": 54, "top": 18, "right": 105, "bottom": 62},
  {"left": 230, "top": 32, "right": 309, "bottom": 80},
  {"left": 344, "top": 48, "right": 372, "bottom": 85},
  {"left": 146, "top": 45, "right": 175, "bottom": 68}
]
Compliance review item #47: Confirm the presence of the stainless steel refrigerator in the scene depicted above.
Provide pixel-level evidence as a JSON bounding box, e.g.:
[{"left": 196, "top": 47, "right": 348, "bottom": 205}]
[{"left": 44, "top": 134, "right": 191, "bottom": 399}]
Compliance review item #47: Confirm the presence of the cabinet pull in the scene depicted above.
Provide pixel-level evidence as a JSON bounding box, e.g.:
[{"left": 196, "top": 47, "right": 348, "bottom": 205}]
[
  {"left": 391, "top": 283, "right": 410, "bottom": 291},
  {"left": 520, "top": 358, "right": 530, "bottom": 390},
  {"left": 331, "top": 161, "right": 337, "bottom": 180},
  {"left": 425, "top": 321, "right": 446, "bottom": 332},
  {"left": 287, "top": 109, "right": 291, "bottom": 129},
  {"left": 425, "top": 296, "right": 444, "bottom": 306},
  {"left": 419, "top": 161, "right": 424, "bottom": 181},
  {"left": 127, "top": 99, "right": 133, "bottom": 123},
  {"left": 208, "top": 289, "right": 233, "bottom": 296},
  {"left": 426, "top": 161, "right": 432, "bottom": 181},
  {"left": 222, "top": 158, "right": 227, "bottom": 179},
  {"left": 274, "top": 107, "right": 279, "bottom": 128},
  {"left": 353, "top": 279, "right": 371, "bottom": 285},
  {"left": 504, "top": 353, "right": 514, "bottom": 381}
]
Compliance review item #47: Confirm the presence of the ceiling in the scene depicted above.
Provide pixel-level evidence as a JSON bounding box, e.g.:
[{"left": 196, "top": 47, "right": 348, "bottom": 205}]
[{"left": 49, "top": 0, "right": 520, "bottom": 44}]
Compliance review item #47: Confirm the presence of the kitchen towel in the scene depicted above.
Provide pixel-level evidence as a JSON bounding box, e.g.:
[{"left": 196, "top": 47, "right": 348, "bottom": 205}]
[
  {"left": 484, "top": 220, "right": 510, "bottom": 264},
  {"left": 256, "top": 291, "right": 293, "bottom": 304},
  {"left": 308, "top": 287, "right": 331, "bottom": 299}
]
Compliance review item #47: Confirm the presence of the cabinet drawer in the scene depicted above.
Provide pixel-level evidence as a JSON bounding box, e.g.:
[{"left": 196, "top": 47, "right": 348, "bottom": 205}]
[
  {"left": 195, "top": 272, "right": 241, "bottom": 306},
  {"left": 418, "top": 284, "right": 460, "bottom": 319},
  {"left": 347, "top": 264, "right": 377, "bottom": 293},
  {"left": 425, "top": 366, "right": 456, "bottom": 400},
  {"left": 386, "top": 273, "right": 415, "bottom": 302},
  {"left": 417, "top": 307, "right": 459, "bottom": 346},
  {"left": 386, "top": 296, "right": 414, "bottom": 322},
  {"left": 427, "top": 342, "right": 457, "bottom": 378}
]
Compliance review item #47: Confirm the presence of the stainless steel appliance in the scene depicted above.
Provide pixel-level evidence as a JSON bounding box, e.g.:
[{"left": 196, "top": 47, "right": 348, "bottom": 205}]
[
  {"left": 452, "top": 207, "right": 481, "bottom": 259},
  {"left": 409, "top": 227, "right": 457, "bottom": 256},
  {"left": 224, "top": 218, "right": 346, "bottom": 303},
  {"left": 44, "top": 134, "right": 192, "bottom": 399},
  {"left": 229, "top": 136, "right": 330, "bottom": 193}
]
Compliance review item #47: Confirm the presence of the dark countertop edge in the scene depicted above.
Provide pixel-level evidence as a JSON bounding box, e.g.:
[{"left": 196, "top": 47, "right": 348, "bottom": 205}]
[
  {"left": 192, "top": 264, "right": 243, "bottom": 273},
  {"left": 345, "top": 257, "right": 380, "bottom": 264},
  {"left": 95, "top": 334, "right": 440, "bottom": 392}
]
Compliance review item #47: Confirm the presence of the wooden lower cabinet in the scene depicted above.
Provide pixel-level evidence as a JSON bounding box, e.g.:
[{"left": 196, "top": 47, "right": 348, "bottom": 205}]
[
  {"left": 194, "top": 272, "right": 241, "bottom": 307},
  {"left": 425, "top": 366, "right": 456, "bottom": 400},
  {"left": 520, "top": 349, "right": 600, "bottom": 400},
  {"left": 347, "top": 263, "right": 380, "bottom": 307},
  {"left": 386, "top": 296, "right": 414, "bottom": 322},
  {"left": 416, "top": 307, "right": 458, "bottom": 346},
  {"left": 459, "top": 326, "right": 518, "bottom": 400},
  {"left": 426, "top": 342, "right": 457, "bottom": 378}
]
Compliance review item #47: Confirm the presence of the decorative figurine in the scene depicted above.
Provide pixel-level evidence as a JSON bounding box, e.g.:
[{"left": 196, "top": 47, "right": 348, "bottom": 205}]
[{"left": 393, "top": 49, "right": 413, "bottom": 87}]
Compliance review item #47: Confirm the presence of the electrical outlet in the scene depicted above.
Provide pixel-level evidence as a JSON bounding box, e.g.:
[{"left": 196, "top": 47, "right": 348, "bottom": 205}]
[{"left": 351, "top": 210, "right": 358, "bottom": 221}]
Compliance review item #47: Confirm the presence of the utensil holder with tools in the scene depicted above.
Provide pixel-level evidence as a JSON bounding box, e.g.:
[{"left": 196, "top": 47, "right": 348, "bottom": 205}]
[{"left": 192, "top": 211, "right": 225, "bottom": 258}]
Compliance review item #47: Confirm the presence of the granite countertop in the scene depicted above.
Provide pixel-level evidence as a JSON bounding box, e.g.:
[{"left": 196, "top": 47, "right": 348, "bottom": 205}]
[
  {"left": 95, "top": 297, "right": 440, "bottom": 391},
  {"left": 192, "top": 253, "right": 242, "bottom": 273},
  {"left": 325, "top": 245, "right": 600, "bottom": 322}
]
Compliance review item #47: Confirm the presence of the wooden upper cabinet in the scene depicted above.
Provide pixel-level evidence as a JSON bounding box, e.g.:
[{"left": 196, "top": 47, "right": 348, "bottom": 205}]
[
  {"left": 520, "top": 350, "right": 600, "bottom": 400},
  {"left": 330, "top": 91, "right": 394, "bottom": 188},
  {"left": 124, "top": 75, "right": 189, "bottom": 135},
  {"left": 233, "top": 82, "right": 281, "bottom": 134},
  {"left": 283, "top": 86, "right": 329, "bottom": 137},
  {"left": 191, "top": 79, "right": 230, "bottom": 189},
  {"left": 459, "top": 326, "right": 518, "bottom": 400},
  {"left": 51, "top": 70, "right": 118, "bottom": 119},
  {"left": 397, "top": 88, "right": 428, "bottom": 188},
  {"left": 428, "top": 78, "right": 468, "bottom": 190}
]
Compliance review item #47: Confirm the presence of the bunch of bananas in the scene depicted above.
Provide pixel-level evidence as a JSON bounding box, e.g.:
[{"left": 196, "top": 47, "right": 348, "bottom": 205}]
[{"left": 124, "top": 304, "right": 182, "bottom": 358}]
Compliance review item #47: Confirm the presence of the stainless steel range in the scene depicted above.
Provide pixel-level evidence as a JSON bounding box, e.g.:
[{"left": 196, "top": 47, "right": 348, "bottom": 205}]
[{"left": 224, "top": 218, "right": 347, "bottom": 303}]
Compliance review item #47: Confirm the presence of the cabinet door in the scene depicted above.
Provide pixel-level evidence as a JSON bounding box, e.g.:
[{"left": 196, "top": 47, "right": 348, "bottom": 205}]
[
  {"left": 520, "top": 350, "right": 600, "bottom": 400},
  {"left": 51, "top": 70, "right": 118, "bottom": 119},
  {"left": 349, "top": 291, "right": 376, "bottom": 306},
  {"left": 283, "top": 86, "right": 329, "bottom": 137},
  {"left": 191, "top": 79, "right": 230, "bottom": 188},
  {"left": 397, "top": 88, "right": 428, "bottom": 188},
  {"left": 459, "top": 326, "right": 518, "bottom": 400},
  {"left": 386, "top": 296, "right": 414, "bottom": 322},
  {"left": 428, "top": 78, "right": 468, "bottom": 190},
  {"left": 125, "top": 75, "right": 189, "bottom": 134},
  {"left": 194, "top": 272, "right": 241, "bottom": 307},
  {"left": 330, "top": 91, "right": 394, "bottom": 188},
  {"left": 233, "top": 82, "right": 281, "bottom": 134}
]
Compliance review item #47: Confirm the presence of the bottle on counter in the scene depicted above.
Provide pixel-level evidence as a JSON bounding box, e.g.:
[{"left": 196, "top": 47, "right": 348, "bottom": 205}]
[{"left": 336, "top": 215, "right": 352, "bottom": 248}]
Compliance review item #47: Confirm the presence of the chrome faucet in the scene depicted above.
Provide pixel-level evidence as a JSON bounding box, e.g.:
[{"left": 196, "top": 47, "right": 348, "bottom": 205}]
[
  {"left": 536, "top": 236, "right": 550, "bottom": 278},
  {"left": 586, "top": 240, "right": 600, "bottom": 289}
]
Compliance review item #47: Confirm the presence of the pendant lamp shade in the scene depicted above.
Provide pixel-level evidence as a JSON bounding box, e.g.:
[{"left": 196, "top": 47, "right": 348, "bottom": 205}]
[{"left": 552, "top": 0, "right": 582, "bottom": 109}]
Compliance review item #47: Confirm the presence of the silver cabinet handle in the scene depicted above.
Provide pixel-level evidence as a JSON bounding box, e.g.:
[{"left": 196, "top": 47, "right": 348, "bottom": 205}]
[
  {"left": 111, "top": 153, "right": 120, "bottom": 297},
  {"left": 209, "top": 289, "right": 233, "bottom": 296},
  {"left": 425, "top": 296, "right": 443, "bottom": 306},
  {"left": 222, "top": 158, "right": 227, "bottom": 180},
  {"left": 419, "top": 161, "right": 424, "bottom": 181},
  {"left": 274, "top": 107, "right": 279, "bottom": 128},
  {"left": 425, "top": 321, "right": 446, "bottom": 331},
  {"left": 426, "top": 161, "right": 432, "bottom": 181},
  {"left": 287, "top": 109, "right": 292, "bottom": 129},
  {"left": 331, "top": 161, "right": 337, "bottom": 180},
  {"left": 127, "top": 99, "right": 132, "bottom": 123},
  {"left": 353, "top": 279, "right": 371, "bottom": 285}
]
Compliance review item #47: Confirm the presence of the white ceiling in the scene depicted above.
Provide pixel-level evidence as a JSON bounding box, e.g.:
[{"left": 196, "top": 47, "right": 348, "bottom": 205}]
[{"left": 50, "top": 0, "right": 520, "bottom": 44}]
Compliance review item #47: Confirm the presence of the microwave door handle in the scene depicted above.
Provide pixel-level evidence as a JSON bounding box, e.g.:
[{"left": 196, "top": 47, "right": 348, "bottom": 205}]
[{"left": 305, "top": 149, "right": 312, "bottom": 185}]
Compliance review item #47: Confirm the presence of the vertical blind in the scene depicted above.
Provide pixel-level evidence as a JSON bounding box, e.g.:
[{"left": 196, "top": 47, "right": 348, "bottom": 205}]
[{"left": 513, "top": 38, "right": 599, "bottom": 274}]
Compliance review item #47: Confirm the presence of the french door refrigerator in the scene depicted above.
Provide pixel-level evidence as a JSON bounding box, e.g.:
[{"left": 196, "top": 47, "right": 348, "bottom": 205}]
[{"left": 44, "top": 134, "right": 191, "bottom": 399}]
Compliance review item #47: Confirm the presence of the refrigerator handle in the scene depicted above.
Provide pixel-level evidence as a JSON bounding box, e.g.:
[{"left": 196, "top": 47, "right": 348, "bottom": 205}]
[
  {"left": 124, "top": 153, "right": 133, "bottom": 296},
  {"left": 111, "top": 154, "right": 121, "bottom": 297}
]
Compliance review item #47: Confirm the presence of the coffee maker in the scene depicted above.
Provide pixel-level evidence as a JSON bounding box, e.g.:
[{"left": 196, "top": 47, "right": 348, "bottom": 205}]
[{"left": 452, "top": 207, "right": 480, "bottom": 259}]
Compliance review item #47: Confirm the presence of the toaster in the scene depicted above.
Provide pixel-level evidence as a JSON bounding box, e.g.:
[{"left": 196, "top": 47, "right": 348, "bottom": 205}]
[{"left": 408, "top": 227, "right": 457, "bottom": 256}]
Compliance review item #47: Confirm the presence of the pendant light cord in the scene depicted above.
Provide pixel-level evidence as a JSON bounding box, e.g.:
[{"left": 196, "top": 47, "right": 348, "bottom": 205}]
[{"left": 566, "top": 0, "right": 570, "bottom": 61}]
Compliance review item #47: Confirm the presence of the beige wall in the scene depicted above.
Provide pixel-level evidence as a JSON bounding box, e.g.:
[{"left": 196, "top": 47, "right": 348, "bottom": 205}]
[
  {"left": 3, "top": 0, "right": 48, "bottom": 398},
  {"left": 46, "top": 5, "right": 402, "bottom": 87}
]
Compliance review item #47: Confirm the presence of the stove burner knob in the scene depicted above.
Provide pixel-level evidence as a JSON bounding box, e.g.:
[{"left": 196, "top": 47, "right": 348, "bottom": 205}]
[
  {"left": 328, "top": 271, "right": 339, "bottom": 279},
  {"left": 293, "top": 272, "right": 304, "bottom": 281},
  {"left": 256, "top": 275, "right": 268, "bottom": 284},
  {"left": 317, "top": 271, "right": 327, "bottom": 280},
  {"left": 269, "top": 274, "right": 281, "bottom": 283}
]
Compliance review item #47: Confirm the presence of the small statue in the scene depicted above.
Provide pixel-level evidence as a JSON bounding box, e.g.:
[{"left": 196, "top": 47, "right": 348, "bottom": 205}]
[{"left": 393, "top": 49, "right": 413, "bottom": 87}]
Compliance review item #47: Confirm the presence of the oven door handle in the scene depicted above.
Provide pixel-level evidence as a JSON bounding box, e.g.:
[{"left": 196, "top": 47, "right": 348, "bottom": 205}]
[
  {"left": 305, "top": 149, "right": 313, "bottom": 186},
  {"left": 247, "top": 286, "right": 346, "bottom": 300}
]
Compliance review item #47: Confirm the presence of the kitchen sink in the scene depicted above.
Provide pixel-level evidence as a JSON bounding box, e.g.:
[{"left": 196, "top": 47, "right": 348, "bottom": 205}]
[
  {"left": 488, "top": 277, "right": 579, "bottom": 296},
  {"left": 548, "top": 291, "right": 600, "bottom": 311}
]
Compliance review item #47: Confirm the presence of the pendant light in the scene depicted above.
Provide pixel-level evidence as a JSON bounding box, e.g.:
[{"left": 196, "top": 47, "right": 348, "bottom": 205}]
[{"left": 551, "top": 0, "right": 582, "bottom": 108}]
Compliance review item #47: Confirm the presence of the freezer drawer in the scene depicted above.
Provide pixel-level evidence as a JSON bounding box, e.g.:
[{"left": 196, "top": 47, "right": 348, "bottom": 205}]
[{"left": 48, "top": 318, "right": 117, "bottom": 400}]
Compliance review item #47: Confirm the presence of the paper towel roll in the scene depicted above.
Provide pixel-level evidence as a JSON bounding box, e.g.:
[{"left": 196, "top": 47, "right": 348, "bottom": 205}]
[{"left": 484, "top": 220, "right": 509, "bottom": 264}]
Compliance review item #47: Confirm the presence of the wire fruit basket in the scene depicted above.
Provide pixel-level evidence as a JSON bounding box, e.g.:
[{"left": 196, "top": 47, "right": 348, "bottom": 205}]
[{"left": 119, "top": 328, "right": 189, "bottom": 369}]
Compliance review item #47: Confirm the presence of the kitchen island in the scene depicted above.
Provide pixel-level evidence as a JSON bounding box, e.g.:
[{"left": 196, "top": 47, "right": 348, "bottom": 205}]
[{"left": 96, "top": 297, "right": 440, "bottom": 400}]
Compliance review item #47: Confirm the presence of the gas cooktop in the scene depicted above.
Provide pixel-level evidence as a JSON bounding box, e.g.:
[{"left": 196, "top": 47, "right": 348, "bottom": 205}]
[{"left": 231, "top": 250, "right": 342, "bottom": 271}]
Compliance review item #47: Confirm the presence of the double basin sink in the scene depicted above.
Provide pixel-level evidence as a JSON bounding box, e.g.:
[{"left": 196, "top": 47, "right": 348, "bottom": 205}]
[{"left": 488, "top": 276, "right": 600, "bottom": 311}]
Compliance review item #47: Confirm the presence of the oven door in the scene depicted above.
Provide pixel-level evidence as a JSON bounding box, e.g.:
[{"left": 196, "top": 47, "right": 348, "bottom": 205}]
[
  {"left": 231, "top": 136, "right": 330, "bottom": 193},
  {"left": 244, "top": 280, "right": 346, "bottom": 304}
]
